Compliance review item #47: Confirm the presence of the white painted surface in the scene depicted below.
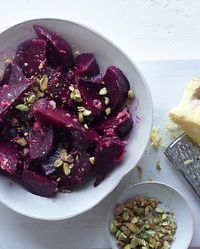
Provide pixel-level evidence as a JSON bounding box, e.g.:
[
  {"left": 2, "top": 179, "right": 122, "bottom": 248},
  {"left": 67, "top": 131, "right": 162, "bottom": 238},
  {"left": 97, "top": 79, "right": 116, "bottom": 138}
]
[{"left": 0, "top": 0, "right": 200, "bottom": 248}]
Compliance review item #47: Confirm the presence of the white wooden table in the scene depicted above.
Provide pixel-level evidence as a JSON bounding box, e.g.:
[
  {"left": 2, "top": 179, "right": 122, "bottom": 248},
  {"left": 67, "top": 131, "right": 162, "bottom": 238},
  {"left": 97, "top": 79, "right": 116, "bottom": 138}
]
[{"left": 0, "top": 1, "right": 200, "bottom": 249}]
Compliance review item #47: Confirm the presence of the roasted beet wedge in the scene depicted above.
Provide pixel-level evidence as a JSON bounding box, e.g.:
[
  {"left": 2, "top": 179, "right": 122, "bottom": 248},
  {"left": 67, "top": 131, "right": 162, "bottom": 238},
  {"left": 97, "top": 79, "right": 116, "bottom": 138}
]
[
  {"left": 94, "top": 136, "right": 126, "bottom": 186},
  {"left": 21, "top": 169, "right": 57, "bottom": 197},
  {"left": 78, "top": 78, "right": 105, "bottom": 117},
  {"left": 59, "top": 149, "right": 92, "bottom": 190},
  {"left": 34, "top": 25, "right": 74, "bottom": 70},
  {"left": 14, "top": 38, "right": 47, "bottom": 78},
  {"left": 34, "top": 98, "right": 100, "bottom": 143},
  {"left": 75, "top": 53, "right": 100, "bottom": 77},
  {"left": 34, "top": 98, "right": 83, "bottom": 130},
  {"left": 0, "top": 80, "right": 33, "bottom": 121},
  {"left": 48, "top": 69, "right": 75, "bottom": 109},
  {"left": 95, "top": 107, "right": 133, "bottom": 137},
  {"left": 0, "top": 140, "right": 19, "bottom": 175},
  {"left": 29, "top": 121, "right": 54, "bottom": 160},
  {"left": 1, "top": 63, "right": 29, "bottom": 85},
  {"left": 103, "top": 66, "right": 130, "bottom": 112}
]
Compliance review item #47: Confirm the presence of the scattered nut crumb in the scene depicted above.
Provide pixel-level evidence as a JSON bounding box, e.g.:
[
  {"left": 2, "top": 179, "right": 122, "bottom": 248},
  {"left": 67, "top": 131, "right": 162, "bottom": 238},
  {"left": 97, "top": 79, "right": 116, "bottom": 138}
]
[{"left": 150, "top": 127, "right": 161, "bottom": 149}]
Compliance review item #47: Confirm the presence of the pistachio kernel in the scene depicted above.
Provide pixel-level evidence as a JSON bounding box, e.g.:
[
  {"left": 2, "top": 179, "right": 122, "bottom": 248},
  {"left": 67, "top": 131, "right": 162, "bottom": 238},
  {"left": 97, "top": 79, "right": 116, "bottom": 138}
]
[
  {"left": 27, "top": 94, "right": 36, "bottom": 104},
  {"left": 65, "top": 154, "right": 74, "bottom": 163},
  {"left": 155, "top": 207, "right": 164, "bottom": 213},
  {"left": 82, "top": 109, "right": 92, "bottom": 116},
  {"left": 109, "top": 220, "right": 118, "bottom": 234},
  {"left": 37, "top": 91, "right": 45, "bottom": 98},
  {"left": 60, "top": 150, "right": 68, "bottom": 161},
  {"left": 63, "top": 163, "right": 71, "bottom": 176},
  {"left": 77, "top": 106, "right": 86, "bottom": 112},
  {"left": 15, "top": 104, "right": 29, "bottom": 112},
  {"left": 105, "top": 107, "right": 111, "bottom": 115},
  {"left": 104, "top": 96, "right": 110, "bottom": 105},
  {"left": 78, "top": 112, "right": 84, "bottom": 123},
  {"left": 54, "top": 159, "right": 63, "bottom": 168},
  {"left": 39, "top": 75, "right": 48, "bottom": 92},
  {"left": 84, "top": 124, "right": 89, "bottom": 129},
  {"left": 128, "top": 90, "right": 135, "bottom": 99},
  {"left": 69, "top": 163, "right": 74, "bottom": 169},
  {"left": 16, "top": 137, "right": 27, "bottom": 147},
  {"left": 99, "top": 87, "right": 107, "bottom": 95},
  {"left": 89, "top": 157, "right": 95, "bottom": 164}
]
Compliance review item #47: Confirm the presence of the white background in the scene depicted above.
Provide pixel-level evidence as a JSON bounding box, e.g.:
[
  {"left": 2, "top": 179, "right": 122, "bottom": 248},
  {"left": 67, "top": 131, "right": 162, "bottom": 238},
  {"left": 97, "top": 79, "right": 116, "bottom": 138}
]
[{"left": 0, "top": 0, "right": 200, "bottom": 249}]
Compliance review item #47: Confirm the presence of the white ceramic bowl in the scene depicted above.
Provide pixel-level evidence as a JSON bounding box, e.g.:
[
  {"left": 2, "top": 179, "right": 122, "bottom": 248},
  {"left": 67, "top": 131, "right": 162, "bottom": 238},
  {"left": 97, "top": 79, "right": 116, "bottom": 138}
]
[
  {"left": 107, "top": 182, "right": 194, "bottom": 249},
  {"left": 0, "top": 19, "right": 152, "bottom": 220}
]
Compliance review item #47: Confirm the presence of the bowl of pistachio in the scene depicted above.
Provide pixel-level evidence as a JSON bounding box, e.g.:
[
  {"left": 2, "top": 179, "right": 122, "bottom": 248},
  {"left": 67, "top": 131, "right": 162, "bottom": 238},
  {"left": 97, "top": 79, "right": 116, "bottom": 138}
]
[{"left": 107, "top": 182, "right": 194, "bottom": 249}]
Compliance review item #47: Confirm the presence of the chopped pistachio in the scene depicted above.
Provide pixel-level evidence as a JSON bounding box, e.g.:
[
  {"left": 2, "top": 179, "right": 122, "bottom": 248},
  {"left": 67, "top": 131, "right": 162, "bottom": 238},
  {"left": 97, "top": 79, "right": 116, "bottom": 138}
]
[
  {"left": 69, "top": 163, "right": 74, "bottom": 169},
  {"left": 78, "top": 112, "right": 84, "bottom": 123},
  {"left": 82, "top": 109, "right": 92, "bottom": 116},
  {"left": 109, "top": 220, "right": 117, "bottom": 234},
  {"left": 63, "top": 163, "right": 71, "bottom": 176},
  {"left": 104, "top": 96, "right": 110, "bottom": 105},
  {"left": 60, "top": 150, "right": 68, "bottom": 161},
  {"left": 155, "top": 207, "right": 164, "bottom": 213},
  {"left": 99, "top": 87, "right": 107, "bottom": 95},
  {"left": 77, "top": 106, "right": 86, "bottom": 112},
  {"left": 123, "top": 212, "right": 129, "bottom": 221},
  {"left": 84, "top": 124, "right": 89, "bottom": 129},
  {"left": 128, "top": 90, "right": 135, "bottom": 99},
  {"left": 54, "top": 159, "right": 63, "bottom": 168},
  {"left": 16, "top": 137, "right": 27, "bottom": 146},
  {"left": 69, "top": 85, "right": 75, "bottom": 91},
  {"left": 15, "top": 104, "right": 29, "bottom": 112},
  {"left": 118, "top": 232, "right": 128, "bottom": 241},
  {"left": 39, "top": 75, "right": 48, "bottom": 91},
  {"left": 37, "top": 91, "right": 45, "bottom": 98},
  {"left": 65, "top": 154, "right": 74, "bottom": 163},
  {"left": 105, "top": 107, "right": 111, "bottom": 115},
  {"left": 123, "top": 244, "right": 131, "bottom": 249},
  {"left": 27, "top": 94, "right": 36, "bottom": 104},
  {"left": 89, "top": 157, "right": 95, "bottom": 164}
]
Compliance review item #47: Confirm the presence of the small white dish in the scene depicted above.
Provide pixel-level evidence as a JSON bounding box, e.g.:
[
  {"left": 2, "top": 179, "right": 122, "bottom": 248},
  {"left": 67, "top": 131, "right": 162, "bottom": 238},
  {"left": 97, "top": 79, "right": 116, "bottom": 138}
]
[
  {"left": 0, "top": 19, "right": 152, "bottom": 220},
  {"left": 107, "top": 182, "right": 194, "bottom": 249}
]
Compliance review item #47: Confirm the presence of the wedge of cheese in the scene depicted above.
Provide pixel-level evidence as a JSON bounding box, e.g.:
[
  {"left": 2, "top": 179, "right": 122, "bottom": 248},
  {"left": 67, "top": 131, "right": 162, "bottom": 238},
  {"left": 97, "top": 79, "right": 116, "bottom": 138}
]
[{"left": 169, "top": 78, "right": 200, "bottom": 144}]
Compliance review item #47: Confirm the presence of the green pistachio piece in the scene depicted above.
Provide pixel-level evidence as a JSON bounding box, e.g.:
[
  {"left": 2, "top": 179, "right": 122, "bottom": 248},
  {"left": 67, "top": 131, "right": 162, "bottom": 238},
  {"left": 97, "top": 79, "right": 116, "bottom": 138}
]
[
  {"left": 128, "top": 90, "right": 135, "bottom": 99},
  {"left": 118, "top": 232, "right": 128, "bottom": 242},
  {"left": 105, "top": 107, "right": 111, "bottom": 115},
  {"left": 99, "top": 87, "right": 107, "bottom": 95},
  {"left": 39, "top": 75, "right": 48, "bottom": 91},
  {"left": 109, "top": 220, "right": 118, "bottom": 234},
  {"left": 16, "top": 137, "right": 27, "bottom": 146},
  {"left": 84, "top": 124, "right": 89, "bottom": 129},
  {"left": 123, "top": 212, "right": 129, "bottom": 221},
  {"left": 123, "top": 244, "right": 131, "bottom": 249},
  {"left": 104, "top": 97, "right": 110, "bottom": 105},
  {"left": 130, "top": 237, "right": 139, "bottom": 248},
  {"left": 27, "top": 94, "right": 36, "bottom": 104},
  {"left": 15, "top": 104, "right": 29, "bottom": 112},
  {"left": 82, "top": 109, "right": 92, "bottom": 116},
  {"left": 155, "top": 207, "right": 164, "bottom": 213},
  {"left": 78, "top": 112, "right": 84, "bottom": 123},
  {"left": 63, "top": 163, "right": 71, "bottom": 176},
  {"left": 69, "top": 163, "right": 74, "bottom": 169},
  {"left": 89, "top": 157, "right": 95, "bottom": 164},
  {"left": 60, "top": 150, "right": 68, "bottom": 161},
  {"left": 54, "top": 159, "right": 63, "bottom": 168}
]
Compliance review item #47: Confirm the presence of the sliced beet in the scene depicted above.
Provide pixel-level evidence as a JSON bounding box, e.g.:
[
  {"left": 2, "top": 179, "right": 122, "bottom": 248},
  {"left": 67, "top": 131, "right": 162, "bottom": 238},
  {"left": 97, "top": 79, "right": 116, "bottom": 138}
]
[
  {"left": 0, "top": 80, "right": 33, "bottom": 121},
  {"left": 21, "top": 168, "right": 57, "bottom": 197},
  {"left": 95, "top": 107, "right": 133, "bottom": 137},
  {"left": 14, "top": 38, "right": 47, "bottom": 78},
  {"left": 103, "top": 66, "right": 130, "bottom": 112},
  {"left": 0, "top": 140, "right": 19, "bottom": 175},
  {"left": 34, "top": 25, "right": 74, "bottom": 70},
  {"left": 94, "top": 136, "right": 126, "bottom": 186},
  {"left": 33, "top": 98, "right": 82, "bottom": 130},
  {"left": 34, "top": 98, "right": 100, "bottom": 143},
  {"left": 1, "top": 63, "right": 29, "bottom": 85},
  {"left": 28, "top": 120, "right": 54, "bottom": 160},
  {"left": 78, "top": 78, "right": 105, "bottom": 117},
  {"left": 47, "top": 69, "right": 75, "bottom": 110},
  {"left": 75, "top": 53, "right": 100, "bottom": 77},
  {"left": 59, "top": 149, "right": 92, "bottom": 189}
]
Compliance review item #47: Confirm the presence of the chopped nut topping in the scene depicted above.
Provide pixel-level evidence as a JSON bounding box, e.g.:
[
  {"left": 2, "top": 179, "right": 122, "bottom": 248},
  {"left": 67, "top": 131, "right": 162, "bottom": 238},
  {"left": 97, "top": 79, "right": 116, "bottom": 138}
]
[
  {"left": 105, "top": 107, "right": 111, "bottom": 115},
  {"left": 89, "top": 157, "right": 95, "bottom": 164},
  {"left": 39, "top": 75, "right": 48, "bottom": 92},
  {"left": 63, "top": 163, "right": 71, "bottom": 176},
  {"left": 99, "top": 87, "right": 107, "bottom": 95},
  {"left": 104, "top": 97, "right": 110, "bottom": 105},
  {"left": 15, "top": 104, "right": 29, "bottom": 112},
  {"left": 128, "top": 89, "right": 135, "bottom": 99},
  {"left": 54, "top": 159, "right": 63, "bottom": 168},
  {"left": 16, "top": 137, "right": 27, "bottom": 147}
]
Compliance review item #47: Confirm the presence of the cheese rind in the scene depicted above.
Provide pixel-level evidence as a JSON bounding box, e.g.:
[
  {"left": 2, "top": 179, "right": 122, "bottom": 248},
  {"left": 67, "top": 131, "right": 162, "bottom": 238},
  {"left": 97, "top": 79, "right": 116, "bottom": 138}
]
[{"left": 169, "top": 78, "right": 200, "bottom": 144}]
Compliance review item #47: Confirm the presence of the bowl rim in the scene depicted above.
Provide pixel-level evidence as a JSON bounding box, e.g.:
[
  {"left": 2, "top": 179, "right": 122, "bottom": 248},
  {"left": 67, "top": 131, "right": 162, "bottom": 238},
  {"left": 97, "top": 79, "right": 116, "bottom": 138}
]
[
  {"left": 106, "top": 181, "right": 195, "bottom": 249},
  {"left": 0, "top": 18, "right": 153, "bottom": 220}
]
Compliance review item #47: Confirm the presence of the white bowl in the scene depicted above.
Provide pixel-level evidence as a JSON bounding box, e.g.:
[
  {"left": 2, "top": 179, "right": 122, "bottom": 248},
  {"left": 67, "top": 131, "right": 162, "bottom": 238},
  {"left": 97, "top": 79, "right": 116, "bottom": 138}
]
[
  {"left": 107, "top": 182, "right": 194, "bottom": 249},
  {"left": 0, "top": 19, "right": 152, "bottom": 220}
]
